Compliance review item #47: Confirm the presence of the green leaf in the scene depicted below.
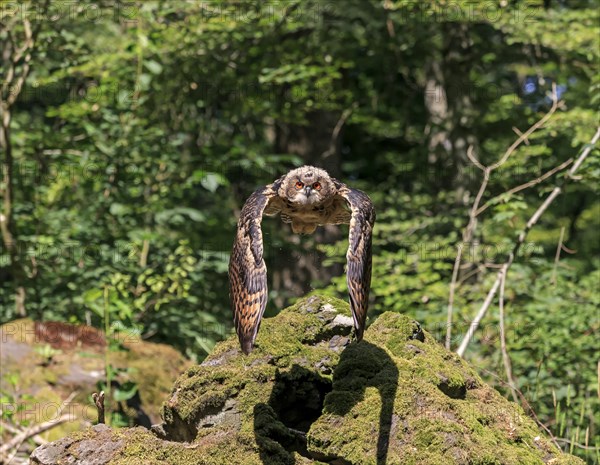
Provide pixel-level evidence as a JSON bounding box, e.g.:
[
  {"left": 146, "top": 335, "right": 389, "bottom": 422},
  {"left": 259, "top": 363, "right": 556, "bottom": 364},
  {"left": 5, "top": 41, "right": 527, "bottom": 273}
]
[
  {"left": 109, "top": 203, "right": 130, "bottom": 216},
  {"left": 144, "top": 60, "right": 163, "bottom": 75},
  {"left": 113, "top": 382, "right": 139, "bottom": 402}
]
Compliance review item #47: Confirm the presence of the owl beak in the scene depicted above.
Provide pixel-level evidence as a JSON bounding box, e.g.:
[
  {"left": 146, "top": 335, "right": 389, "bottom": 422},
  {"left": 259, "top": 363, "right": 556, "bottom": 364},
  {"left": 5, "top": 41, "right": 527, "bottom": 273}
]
[{"left": 303, "top": 186, "right": 312, "bottom": 196}]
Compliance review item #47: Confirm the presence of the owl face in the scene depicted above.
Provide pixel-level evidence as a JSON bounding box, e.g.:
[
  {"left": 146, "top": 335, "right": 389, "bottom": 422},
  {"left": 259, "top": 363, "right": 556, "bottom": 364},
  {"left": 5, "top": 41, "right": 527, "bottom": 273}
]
[{"left": 281, "top": 166, "right": 333, "bottom": 206}]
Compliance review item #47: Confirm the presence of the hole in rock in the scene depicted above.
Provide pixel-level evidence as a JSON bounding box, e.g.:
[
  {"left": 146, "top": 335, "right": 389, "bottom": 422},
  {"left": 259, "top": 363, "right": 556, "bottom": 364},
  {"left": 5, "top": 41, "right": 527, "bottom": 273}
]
[
  {"left": 270, "top": 370, "right": 332, "bottom": 433},
  {"left": 268, "top": 366, "right": 333, "bottom": 457},
  {"left": 437, "top": 375, "right": 467, "bottom": 400}
]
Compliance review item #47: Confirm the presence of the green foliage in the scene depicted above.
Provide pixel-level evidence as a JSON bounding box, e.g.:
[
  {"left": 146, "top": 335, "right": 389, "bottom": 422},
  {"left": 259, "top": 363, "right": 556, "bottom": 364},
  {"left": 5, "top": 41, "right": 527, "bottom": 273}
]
[{"left": 0, "top": 372, "right": 37, "bottom": 455}]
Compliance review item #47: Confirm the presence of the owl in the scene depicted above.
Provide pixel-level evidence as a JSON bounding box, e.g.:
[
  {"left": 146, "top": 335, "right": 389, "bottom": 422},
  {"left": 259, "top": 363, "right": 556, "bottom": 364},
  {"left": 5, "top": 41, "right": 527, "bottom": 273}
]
[{"left": 229, "top": 166, "right": 376, "bottom": 354}]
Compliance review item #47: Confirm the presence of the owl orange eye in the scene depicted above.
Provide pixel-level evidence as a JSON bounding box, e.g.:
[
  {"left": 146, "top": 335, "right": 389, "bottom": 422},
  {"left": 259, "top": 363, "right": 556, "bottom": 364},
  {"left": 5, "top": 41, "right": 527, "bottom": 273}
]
[
  {"left": 295, "top": 181, "right": 304, "bottom": 190},
  {"left": 313, "top": 182, "right": 322, "bottom": 191}
]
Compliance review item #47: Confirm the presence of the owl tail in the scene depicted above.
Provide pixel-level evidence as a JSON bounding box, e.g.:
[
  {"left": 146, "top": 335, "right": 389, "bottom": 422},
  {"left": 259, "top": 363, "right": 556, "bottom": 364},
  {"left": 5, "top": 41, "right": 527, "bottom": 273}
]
[
  {"left": 354, "top": 324, "right": 365, "bottom": 342},
  {"left": 240, "top": 337, "right": 254, "bottom": 355}
]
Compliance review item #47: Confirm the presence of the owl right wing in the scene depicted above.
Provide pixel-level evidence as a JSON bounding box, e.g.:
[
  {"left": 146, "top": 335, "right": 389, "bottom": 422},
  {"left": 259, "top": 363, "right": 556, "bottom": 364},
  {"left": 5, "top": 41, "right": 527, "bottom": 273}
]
[
  {"left": 229, "top": 182, "right": 281, "bottom": 354},
  {"left": 336, "top": 183, "right": 376, "bottom": 342}
]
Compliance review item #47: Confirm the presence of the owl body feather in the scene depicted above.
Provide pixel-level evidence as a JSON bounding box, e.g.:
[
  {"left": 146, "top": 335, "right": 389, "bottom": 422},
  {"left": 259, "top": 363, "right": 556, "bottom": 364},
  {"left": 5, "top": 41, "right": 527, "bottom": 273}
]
[{"left": 229, "top": 166, "right": 375, "bottom": 354}]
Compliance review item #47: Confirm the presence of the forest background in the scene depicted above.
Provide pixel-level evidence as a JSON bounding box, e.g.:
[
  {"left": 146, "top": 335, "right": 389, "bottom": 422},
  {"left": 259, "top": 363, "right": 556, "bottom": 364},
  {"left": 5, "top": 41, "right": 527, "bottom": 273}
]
[{"left": 0, "top": 1, "right": 598, "bottom": 461}]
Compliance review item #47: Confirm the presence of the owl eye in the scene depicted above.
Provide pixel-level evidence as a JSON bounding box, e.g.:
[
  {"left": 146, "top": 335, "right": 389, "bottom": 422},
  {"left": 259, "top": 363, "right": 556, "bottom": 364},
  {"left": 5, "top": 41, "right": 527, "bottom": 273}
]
[
  {"left": 295, "top": 181, "right": 304, "bottom": 190},
  {"left": 313, "top": 182, "right": 322, "bottom": 191}
]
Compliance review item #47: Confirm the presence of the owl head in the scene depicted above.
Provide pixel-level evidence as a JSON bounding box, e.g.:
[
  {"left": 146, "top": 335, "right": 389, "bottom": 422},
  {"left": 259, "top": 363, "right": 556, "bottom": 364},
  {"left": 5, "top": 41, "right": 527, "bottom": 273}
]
[{"left": 280, "top": 166, "right": 334, "bottom": 206}]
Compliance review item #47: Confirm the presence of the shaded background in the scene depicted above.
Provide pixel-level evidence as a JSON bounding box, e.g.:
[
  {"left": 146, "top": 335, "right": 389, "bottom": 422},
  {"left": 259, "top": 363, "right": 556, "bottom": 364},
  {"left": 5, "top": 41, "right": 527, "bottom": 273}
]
[{"left": 0, "top": 1, "right": 598, "bottom": 461}]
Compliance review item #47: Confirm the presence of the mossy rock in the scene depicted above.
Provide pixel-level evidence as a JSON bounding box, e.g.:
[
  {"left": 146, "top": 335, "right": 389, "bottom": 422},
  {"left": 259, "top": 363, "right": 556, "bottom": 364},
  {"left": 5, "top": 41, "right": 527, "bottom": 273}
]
[{"left": 30, "top": 295, "right": 584, "bottom": 465}]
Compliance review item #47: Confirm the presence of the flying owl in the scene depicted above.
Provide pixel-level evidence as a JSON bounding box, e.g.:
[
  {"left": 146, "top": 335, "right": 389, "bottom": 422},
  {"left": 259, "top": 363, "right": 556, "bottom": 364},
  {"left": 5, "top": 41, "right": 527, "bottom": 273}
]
[{"left": 229, "top": 166, "right": 376, "bottom": 354}]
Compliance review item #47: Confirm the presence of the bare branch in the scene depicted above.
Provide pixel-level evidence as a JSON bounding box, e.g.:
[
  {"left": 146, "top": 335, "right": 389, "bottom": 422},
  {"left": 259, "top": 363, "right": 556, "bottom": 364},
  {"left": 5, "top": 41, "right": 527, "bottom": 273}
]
[
  {"left": 490, "top": 83, "right": 559, "bottom": 170},
  {"left": 554, "top": 438, "right": 599, "bottom": 451},
  {"left": 561, "top": 243, "right": 576, "bottom": 254},
  {"left": 1, "top": 0, "right": 50, "bottom": 103},
  {"left": 498, "top": 269, "right": 518, "bottom": 403},
  {"left": 0, "top": 0, "right": 51, "bottom": 317},
  {"left": 456, "top": 127, "right": 600, "bottom": 357},
  {"left": 0, "top": 392, "right": 77, "bottom": 458},
  {"left": 0, "top": 414, "right": 76, "bottom": 461},
  {"left": 0, "top": 420, "right": 47, "bottom": 446},
  {"left": 321, "top": 104, "right": 356, "bottom": 159},
  {"left": 511, "top": 126, "right": 530, "bottom": 145},
  {"left": 383, "top": 0, "right": 396, "bottom": 38},
  {"left": 446, "top": 85, "right": 561, "bottom": 348},
  {"left": 551, "top": 227, "right": 566, "bottom": 286},
  {"left": 476, "top": 158, "right": 574, "bottom": 216},
  {"left": 456, "top": 263, "right": 487, "bottom": 288},
  {"left": 445, "top": 247, "right": 463, "bottom": 349},
  {"left": 12, "top": 17, "right": 33, "bottom": 64},
  {"left": 446, "top": 149, "right": 489, "bottom": 348},
  {"left": 466, "top": 145, "right": 486, "bottom": 171},
  {"left": 478, "top": 366, "right": 561, "bottom": 449}
]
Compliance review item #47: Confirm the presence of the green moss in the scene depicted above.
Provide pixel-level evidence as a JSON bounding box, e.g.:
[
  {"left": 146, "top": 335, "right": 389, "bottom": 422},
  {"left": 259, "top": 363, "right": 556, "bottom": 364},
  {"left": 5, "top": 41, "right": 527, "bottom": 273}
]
[
  {"left": 28, "top": 296, "right": 585, "bottom": 465},
  {"left": 111, "top": 428, "right": 206, "bottom": 465},
  {"left": 305, "top": 308, "right": 583, "bottom": 465}
]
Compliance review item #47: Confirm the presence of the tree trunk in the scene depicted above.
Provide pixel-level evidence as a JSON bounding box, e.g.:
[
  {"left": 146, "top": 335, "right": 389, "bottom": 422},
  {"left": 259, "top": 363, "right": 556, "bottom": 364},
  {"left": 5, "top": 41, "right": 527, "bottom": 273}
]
[
  {"left": 1, "top": 97, "right": 26, "bottom": 316},
  {"left": 424, "top": 23, "right": 479, "bottom": 199},
  {"left": 0, "top": 3, "right": 50, "bottom": 316}
]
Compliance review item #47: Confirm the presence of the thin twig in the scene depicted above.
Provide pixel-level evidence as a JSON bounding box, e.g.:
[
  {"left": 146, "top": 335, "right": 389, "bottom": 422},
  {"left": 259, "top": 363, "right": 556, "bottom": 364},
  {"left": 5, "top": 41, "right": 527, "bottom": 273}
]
[
  {"left": 554, "top": 438, "right": 599, "bottom": 451},
  {"left": 446, "top": 148, "right": 489, "bottom": 349},
  {"left": 445, "top": 86, "right": 560, "bottom": 349},
  {"left": 478, "top": 366, "right": 561, "bottom": 449},
  {"left": 512, "top": 126, "right": 530, "bottom": 145},
  {"left": 446, "top": 84, "right": 559, "bottom": 349},
  {"left": 321, "top": 104, "right": 356, "bottom": 159},
  {"left": 383, "top": 0, "right": 396, "bottom": 37},
  {"left": 3, "top": 0, "right": 50, "bottom": 107},
  {"left": 0, "top": 392, "right": 77, "bottom": 457},
  {"left": 447, "top": 86, "right": 559, "bottom": 346},
  {"left": 0, "top": 420, "right": 47, "bottom": 446},
  {"left": 455, "top": 263, "right": 487, "bottom": 288},
  {"left": 0, "top": 414, "right": 76, "bottom": 459},
  {"left": 491, "top": 83, "right": 560, "bottom": 170},
  {"left": 476, "top": 158, "right": 574, "bottom": 216},
  {"left": 498, "top": 268, "right": 518, "bottom": 402},
  {"left": 551, "top": 227, "right": 566, "bottom": 286},
  {"left": 456, "top": 127, "right": 600, "bottom": 357},
  {"left": 466, "top": 144, "right": 486, "bottom": 171},
  {"left": 445, "top": 248, "right": 464, "bottom": 349}
]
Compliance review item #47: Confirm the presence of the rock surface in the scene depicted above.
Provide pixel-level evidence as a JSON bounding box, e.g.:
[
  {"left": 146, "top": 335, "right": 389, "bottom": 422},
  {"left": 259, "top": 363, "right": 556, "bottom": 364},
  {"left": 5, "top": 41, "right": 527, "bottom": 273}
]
[{"left": 29, "top": 295, "right": 584, "bottom": 465}]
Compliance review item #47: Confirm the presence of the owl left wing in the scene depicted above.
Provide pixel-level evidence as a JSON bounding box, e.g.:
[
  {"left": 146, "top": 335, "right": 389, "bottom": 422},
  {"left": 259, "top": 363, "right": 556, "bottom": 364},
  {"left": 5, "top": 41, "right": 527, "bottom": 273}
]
[
  {"left": 336, "top": 184, "right": 376, "bottom": 341},
  {"left": 229, "top": 182, "right": 281, "bottom": 354}
]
